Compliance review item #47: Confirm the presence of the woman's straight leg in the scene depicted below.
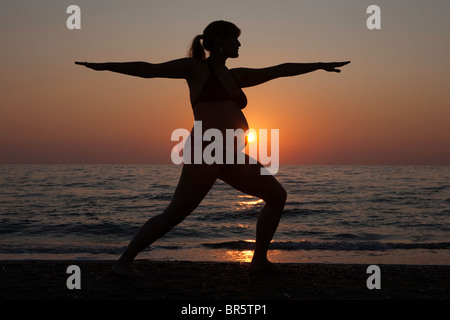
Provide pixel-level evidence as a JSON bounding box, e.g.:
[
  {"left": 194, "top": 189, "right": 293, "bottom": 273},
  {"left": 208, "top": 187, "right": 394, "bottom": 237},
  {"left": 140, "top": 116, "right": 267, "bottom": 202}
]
[{"left": 113, "top": 163, "right": 220, "bottom": 276}]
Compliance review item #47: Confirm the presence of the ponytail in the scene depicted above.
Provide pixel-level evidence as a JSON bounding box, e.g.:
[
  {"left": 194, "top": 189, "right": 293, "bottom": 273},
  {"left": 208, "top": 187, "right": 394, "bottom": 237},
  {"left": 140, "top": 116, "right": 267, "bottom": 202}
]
[
  {"left": 189, "top": 34, "right": 206, "bottom": 60},
  {"left": 188, "top": 21, "right": 241, "bottom": 60}
]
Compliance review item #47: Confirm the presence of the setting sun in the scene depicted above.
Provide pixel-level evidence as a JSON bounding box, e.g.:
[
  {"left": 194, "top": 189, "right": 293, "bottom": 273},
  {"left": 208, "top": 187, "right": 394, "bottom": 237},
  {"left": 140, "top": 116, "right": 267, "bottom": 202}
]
[{"left": 247, "top": 132, "right": 255, "bottom": 142}]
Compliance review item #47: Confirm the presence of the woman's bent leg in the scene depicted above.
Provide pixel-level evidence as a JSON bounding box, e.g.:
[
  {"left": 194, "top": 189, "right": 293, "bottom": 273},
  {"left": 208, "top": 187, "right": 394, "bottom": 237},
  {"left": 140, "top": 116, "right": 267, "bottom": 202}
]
[
  {"left": 113, "top": 163, "right": 219, "bottom": 277},
  {"left": 219, "top": 156, "right": 287, "bottom": 272}
]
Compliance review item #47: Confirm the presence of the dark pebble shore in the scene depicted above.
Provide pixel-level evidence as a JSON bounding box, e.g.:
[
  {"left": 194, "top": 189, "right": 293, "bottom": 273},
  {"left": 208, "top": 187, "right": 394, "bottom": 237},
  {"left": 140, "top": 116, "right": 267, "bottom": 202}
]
[{"left": 1, "top": 260, "right": 448, "bottom": 300}]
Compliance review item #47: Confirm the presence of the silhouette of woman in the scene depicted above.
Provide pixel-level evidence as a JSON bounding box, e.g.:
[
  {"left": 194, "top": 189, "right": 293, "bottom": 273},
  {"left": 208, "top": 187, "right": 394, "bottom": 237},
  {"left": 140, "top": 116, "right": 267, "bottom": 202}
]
[{"left": 75, "top": 21, "right": 350, "bottom": 276}]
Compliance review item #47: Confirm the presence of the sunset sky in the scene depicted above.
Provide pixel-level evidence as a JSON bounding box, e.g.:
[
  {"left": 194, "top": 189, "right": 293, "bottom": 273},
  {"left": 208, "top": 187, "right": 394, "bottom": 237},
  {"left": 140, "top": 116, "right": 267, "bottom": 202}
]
[{"left": 1, "top": 0, "right": 449, "bottom": 165}]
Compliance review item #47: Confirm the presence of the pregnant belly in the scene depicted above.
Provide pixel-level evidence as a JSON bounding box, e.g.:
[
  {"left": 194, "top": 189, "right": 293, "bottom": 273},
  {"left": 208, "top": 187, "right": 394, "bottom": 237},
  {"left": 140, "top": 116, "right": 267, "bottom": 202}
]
[
  {"left": 191, "top": 101, "right": 249, "bottom": 154},
  {"left": 193, "top": 100, "right": 249, "bottom": 133}
]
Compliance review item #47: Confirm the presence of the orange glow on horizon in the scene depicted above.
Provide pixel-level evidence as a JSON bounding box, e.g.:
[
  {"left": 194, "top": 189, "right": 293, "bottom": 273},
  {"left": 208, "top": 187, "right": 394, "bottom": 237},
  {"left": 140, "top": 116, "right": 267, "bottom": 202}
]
[{"left": 1, "top": 1, "right": 449, "bottom": 165}]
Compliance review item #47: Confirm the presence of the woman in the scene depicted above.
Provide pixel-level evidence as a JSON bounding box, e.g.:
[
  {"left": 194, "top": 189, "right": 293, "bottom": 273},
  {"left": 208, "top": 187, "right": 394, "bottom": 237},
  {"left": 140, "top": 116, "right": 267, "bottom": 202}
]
[{"left": 76, "top": 20, "right": 350, "bottom": 276}]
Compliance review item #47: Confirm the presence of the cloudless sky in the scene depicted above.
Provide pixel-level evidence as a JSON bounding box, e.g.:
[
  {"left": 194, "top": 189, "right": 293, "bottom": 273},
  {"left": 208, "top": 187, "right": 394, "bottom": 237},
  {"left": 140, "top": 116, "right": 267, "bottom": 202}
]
[{"left": 1, "top": 0, "right": 449, "bottom": 165}]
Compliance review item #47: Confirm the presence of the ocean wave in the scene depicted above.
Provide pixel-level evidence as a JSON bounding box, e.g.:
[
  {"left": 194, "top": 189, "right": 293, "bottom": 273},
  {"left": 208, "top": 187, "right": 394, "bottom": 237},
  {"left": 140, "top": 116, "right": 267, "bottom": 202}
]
[
  {"left": 1, "top": 240, "right": 449, "bottom": 257},
  {"left": 202, "top": 240, "right": 450, "bottom": 251},
  {"left": 0, "top": 243, "right": 125, "bottom": 255},
  {"left": 0, "top": 221, "right": 138, "bottom": 236}
]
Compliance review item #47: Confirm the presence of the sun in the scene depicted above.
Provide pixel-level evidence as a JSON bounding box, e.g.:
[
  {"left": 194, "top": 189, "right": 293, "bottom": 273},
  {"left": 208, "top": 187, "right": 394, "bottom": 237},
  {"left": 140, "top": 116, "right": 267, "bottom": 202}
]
[{"left": 247, "top": 133, "right": 255, "bottom": 142}]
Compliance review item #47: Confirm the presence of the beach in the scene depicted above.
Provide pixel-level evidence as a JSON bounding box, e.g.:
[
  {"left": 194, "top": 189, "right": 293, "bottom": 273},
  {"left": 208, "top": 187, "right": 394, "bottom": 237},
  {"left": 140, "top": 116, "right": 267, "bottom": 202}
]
[{"left": 1, "top": 260, "right": 448, "bottom": 301}]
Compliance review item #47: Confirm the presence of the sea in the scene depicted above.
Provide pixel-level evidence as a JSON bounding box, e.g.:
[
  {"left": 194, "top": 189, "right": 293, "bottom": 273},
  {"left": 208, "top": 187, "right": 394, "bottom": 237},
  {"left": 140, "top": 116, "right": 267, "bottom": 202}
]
[{"left": 1, "top": 165, "right": 449, "bottom": 265}]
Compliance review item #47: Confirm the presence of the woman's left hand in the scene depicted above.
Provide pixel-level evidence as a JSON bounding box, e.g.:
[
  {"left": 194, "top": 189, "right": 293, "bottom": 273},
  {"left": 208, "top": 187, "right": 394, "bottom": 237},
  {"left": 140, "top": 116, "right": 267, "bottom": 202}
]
[{"left": 321, "top": 61, "right": 351, "bottom": 73}]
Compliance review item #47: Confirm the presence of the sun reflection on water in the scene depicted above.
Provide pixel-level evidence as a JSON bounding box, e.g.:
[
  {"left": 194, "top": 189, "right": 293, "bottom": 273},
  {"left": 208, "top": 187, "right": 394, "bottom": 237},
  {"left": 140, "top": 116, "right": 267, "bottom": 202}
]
[
  {"left": 225, "top": 250, "right": 254, "bottom": 262},
  {"left": 236, "top": 195, "right": 264, "bottom": 210},
  {"left": 224, "top": 248, "right": 283, "bottom": 263}
]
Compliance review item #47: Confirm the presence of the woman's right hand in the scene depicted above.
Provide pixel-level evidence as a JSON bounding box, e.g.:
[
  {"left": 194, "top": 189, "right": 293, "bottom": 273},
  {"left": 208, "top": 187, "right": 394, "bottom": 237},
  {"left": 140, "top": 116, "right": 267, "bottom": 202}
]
[{"left": 74, "top": 61, "right": 105, "bottom": 71}]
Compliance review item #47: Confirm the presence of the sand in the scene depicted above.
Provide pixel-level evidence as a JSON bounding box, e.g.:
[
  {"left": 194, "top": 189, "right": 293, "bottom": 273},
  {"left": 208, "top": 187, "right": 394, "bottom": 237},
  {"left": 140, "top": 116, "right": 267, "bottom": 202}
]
[{"left": 1, "top": 260, "right": 448, "bottom": 302}]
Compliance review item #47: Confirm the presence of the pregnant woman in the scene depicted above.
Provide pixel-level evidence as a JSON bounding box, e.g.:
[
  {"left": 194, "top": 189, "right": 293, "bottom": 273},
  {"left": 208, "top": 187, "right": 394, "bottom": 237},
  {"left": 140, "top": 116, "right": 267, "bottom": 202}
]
[{"left": 76, "top": 20, "right": 350, "bottom": 276}]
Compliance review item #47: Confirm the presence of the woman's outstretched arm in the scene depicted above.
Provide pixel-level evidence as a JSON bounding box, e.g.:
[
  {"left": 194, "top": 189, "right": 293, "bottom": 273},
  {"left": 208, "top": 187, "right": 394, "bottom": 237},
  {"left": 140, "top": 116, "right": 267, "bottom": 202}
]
[
  {"left": 232, "top": 61, "right": 350, "bottom": 88},
  {"left": 75, "top": 58, "right": 198, "bottom": 79}
]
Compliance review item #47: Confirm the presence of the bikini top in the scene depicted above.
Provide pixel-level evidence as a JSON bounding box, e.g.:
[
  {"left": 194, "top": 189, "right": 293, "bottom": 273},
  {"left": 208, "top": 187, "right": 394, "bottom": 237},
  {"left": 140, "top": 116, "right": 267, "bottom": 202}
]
[{"left": 192, "top": 59, "right": 247, "bottom": 109}]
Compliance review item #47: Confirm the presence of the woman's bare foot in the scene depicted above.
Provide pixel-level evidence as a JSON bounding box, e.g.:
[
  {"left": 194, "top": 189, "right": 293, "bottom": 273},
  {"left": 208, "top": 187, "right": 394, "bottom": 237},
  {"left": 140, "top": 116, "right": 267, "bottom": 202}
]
[
  {"left": 112, "top": 262, "right": 143, "bottom": 278},
  {"left": 249, "top": 259, "right": 285, "bottom": 273}
]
